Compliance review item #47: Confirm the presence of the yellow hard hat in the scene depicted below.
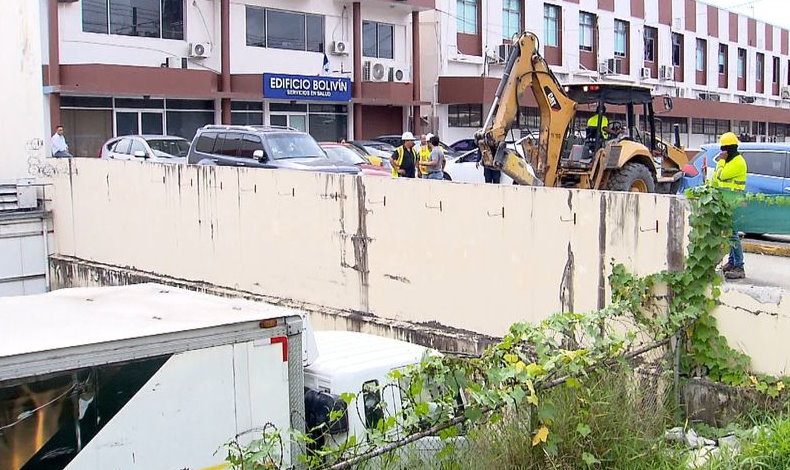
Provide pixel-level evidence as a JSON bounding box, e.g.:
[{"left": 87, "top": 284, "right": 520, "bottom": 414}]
[{"left": 719, "top": 132, "right": 740, "bottom": 147}]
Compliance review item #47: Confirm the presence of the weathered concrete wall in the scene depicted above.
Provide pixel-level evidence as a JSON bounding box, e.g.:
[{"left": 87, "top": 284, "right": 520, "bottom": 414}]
[{"left": 51, "top": 159, "right": 687, "bottom": 338}]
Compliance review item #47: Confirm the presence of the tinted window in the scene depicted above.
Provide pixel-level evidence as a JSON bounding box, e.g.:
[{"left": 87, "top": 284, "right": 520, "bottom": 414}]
[
  {"left": 162, "top": 0, "right": 183, "bottom": 39},
  {"left": 306, "top": 14, "right": 325, "bottom": 53},
  {"left": 114, "top": 138, "right": 132, "bottom": 154},
  {"left": 377, "top": 23, "right": 394, "bottom": 59},
  {"left": 147, "top": 139, "right": 190, "bottom": 157},
  {"left": 195, "top": 132, "right": 218, "bottom": 153},
  {"left": 82, "top": 0, "right": 108, "bottom": 33},
  {"left": 110, "top": 0, "right": 160, "bottom": 38},
  {"left": 246, "top": 6, "right": 265, "bottom": 47},
  {"left": 130, "top": 139, "right": 147, "bottom": 155},
  {"left": 238, "top": 135, "right": 263, "bottom": 158},
  {"left": 742, "top": 151, "right": 786, "bottom": 178},
  {"left": 216, "top": 133, "right": 242, "bottom": 157},
  {"left": 266, "top": 133, "right": 325, "bottom": 159},
  {"left": 362, "top": 22, "right": 377, "bottom": 57},
  {"left": 362, "top": 380, "right": 384, "bottom": 430},
  {"left": 267, "top": 10, "right": 305, "bottom": 50}
]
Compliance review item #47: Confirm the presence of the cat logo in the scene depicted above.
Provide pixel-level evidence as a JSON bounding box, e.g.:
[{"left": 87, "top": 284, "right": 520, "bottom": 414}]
[{"left": 544, "top": 86, "right": 562, "bottom": 111}]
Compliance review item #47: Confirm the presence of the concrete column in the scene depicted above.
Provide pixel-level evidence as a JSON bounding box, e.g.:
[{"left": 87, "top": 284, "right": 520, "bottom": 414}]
[
  {"left": 47, "top": 0, "right": 60, "bottom": 131},
  {"left": 411, "top": 10, "right": 421, "bottom": 135},
  {"left": 353, "top": 2, "right": 362, "bottom": 139},
  {"left": 220, "top": 0, "right": 231, "bottom": 124}
]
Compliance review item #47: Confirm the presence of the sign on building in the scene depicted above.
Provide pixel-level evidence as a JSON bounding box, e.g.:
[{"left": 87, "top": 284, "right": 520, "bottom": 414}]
[{"left": 263, "top": 73, "right": 352, "bottom": 102}]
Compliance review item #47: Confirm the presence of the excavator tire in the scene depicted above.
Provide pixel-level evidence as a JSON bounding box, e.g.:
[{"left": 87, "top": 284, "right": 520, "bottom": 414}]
[{"left": 606, "top": 162, "right": 656, "bottom": 193}]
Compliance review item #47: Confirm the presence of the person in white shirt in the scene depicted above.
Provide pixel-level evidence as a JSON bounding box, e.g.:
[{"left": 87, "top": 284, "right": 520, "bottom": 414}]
[{"left": 51, "top": 125, "right": 72, "bottom": 157}]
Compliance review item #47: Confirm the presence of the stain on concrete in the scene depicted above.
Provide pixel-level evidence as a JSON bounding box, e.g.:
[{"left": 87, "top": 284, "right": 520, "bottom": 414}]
[
  {"left": 352, "top": 176, "right": 371, "bottom": 312},
  {"left": 384, "top": 274, "right": 411, "bottom": 284},
  {"left": 667, "top": 197, "right": 686, "bottom": 272},
  {"left": 559, "top": 243, "right": 575, "bottom": 313},
  {"left": 597, "top": 195, "right": 608, "bottom": 310},
  {"left": 722, "top": 284, "right": 783, "bottom": 306}
]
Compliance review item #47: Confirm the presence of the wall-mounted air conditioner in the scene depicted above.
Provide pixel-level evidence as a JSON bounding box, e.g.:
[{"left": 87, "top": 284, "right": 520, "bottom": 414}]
[
  {"left": 698, "top": 92, "right": 721, "bottom": 101},
  {"left": 660, "top": 65, "right": 674, "bottom": 80},
  {"left": 497, "top": 44, "right": 514, "bottom": 63},
  {"left": 389, "top": 66, "right": 410, "bottom": 83},
  {"left": 675, "top": 87, "right": 687, "bottom": 98},
  {"left": 782, "top": 87, "right": 790, "bottom": 100},
  {"left": 165, "top": 57, "right": 187, "bottom": 69},
  {"left": 640, "top": 67, "right": 652, "bottom": 79},
  {"left": 363, "top": 61, "right": 388, "bottom": 82},
  {"left": 189, "top": 42, "right": 210, "bottom": 58},
  {"left": 331, "top": 40, "right": 349, "bottom": 56}
]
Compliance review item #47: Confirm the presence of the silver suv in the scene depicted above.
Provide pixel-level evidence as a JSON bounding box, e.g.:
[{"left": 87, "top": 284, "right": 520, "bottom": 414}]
[{"left": 187, "top": 125, "right": 358, "bottom": 174}]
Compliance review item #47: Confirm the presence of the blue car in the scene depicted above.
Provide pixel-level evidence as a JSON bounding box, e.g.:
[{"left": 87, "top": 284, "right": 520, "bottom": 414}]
[{"left": 679, "top": 142, "right": 790, "bottom": 235}]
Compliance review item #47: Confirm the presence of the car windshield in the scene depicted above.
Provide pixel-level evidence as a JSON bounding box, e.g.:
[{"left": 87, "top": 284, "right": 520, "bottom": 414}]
[
  {"left": 146, "top": 139, "right": 190, "bottom": 157},
  {"left": 322, "top": 146, "right": 366, "bottom": 166},
  {"left": 267, "top": 133, "right": 327, "bottom": 160}
]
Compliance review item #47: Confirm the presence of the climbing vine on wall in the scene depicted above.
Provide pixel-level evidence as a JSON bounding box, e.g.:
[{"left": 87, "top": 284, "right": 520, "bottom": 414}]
[{"left": 223, "top": 186, "right": 789, "bottom": 470}]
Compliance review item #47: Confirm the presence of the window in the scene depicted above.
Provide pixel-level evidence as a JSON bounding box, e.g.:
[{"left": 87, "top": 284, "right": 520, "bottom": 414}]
[
  {"left": 502, "top": 0, "right": 521, "bottom": 40},
  {"left": 716, "top": 120, "right": 730, "bottom": 134},
  {"left": 742, "top": 151, "right": 786, "bottom": 177},
  {"left": 579, "top": 12, "right": 595, "bottom": 52},
  {"left": 448, "top": 104, "right": 483, "bottom": 127},
  {"left": 696, "top": 39, "right": 706, "bottom": 72},
  {"left": 614, "top": 20, "right": 627, "bottom": 57},
  {"left": 773, "top": 57, "right": 781, "bottom": 84},
  {"left": 130, "top": 138, "right": 147, "bottom": 156},
  {"left": 644, "top": 27, "right": 657, "bottom": 62},
  {"left": 238, "top": 135, "right": 263, "bottom": 159},
  {"left": 738, "top": 48, "right": 746, "bottom": 78},
  {"left": 718, "top": 44, "right": 727, "bottom": 74},
  {"left": 456, "top": 0, "right": 478, "bottom": 34},
  {"left": 82, "top": 0, "right": 183, "bottom": 39},
  {"left": 362, "top": 380, "right": 384, "bottom": 430},
  {"left": 672, "top": 33, "right": 683, "bottom": 67},
  {"left": 362, "top": 21, "right": 394, "bottom": 59},
  {"left": 232, "top": 101, "right": 264, "bottom": 126},
  {"left": 544, "top": 4, "right": 560, "bottom": 47},
  {"left": 195, "top": 132, "right": 218, "bottom": 154},
  {"left": 756, "top": 52, "right": 764, "bottom": 81},
  {"left": 245, "top": 7, "right": 325, "bottom": 52}
]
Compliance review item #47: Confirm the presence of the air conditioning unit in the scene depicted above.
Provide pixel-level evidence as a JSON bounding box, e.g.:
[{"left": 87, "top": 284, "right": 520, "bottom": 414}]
[
  {"left": 739, "top": 95, "right": 756, "bottom": 104},
  {"left": 389, "top": 66, "right": 410, "bottom": 83},
  {"left": 698, "top": 92, "right": 721, "bottom": 101},
  {"left": 165, "top": 56, "right": 187, "bottom": 69},
  {"left": 640, "top": 67, "right": 652, "bottom": 79},
  {"left": 782, "top": 87, "right": 790, "bottom": 100},
  {"left": 675, "top": 87, "right": 687, "bottom": 98},
  {"left": 330, "top": 40, "right": 349, "bottom": 55},
  {"left": 598, "top": 61, "right": 610, "bottom": 74},
  {"left": 497, "top": 44, "right": 514, "bottom": 63},
  {"left": 363, "top": 61, "right": 388, "bottom": 82},
  {"left": 660, "top": 65, "right": 674, "bottom": 80},
  {"left": 609, "top": 58, "right": 623, "bottom": 74},
  {"left": 189, "top": 42, "right": 210, "bottom": 58}
]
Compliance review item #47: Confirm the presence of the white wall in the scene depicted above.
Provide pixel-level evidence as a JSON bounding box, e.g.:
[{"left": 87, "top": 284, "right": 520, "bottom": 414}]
[{"left": 1, "top": 0, "right": 46, "bottom": 180}]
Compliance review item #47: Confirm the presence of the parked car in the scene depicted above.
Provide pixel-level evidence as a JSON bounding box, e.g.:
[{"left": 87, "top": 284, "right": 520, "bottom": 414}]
[
  {"left": 187, "top": 125, "right": 359, "bottom": 174},
  {"left": 348, "top": 140, "right": 396, "bottom": 158},
  {"left": 100, "top": 135, "right": 190, "bottom": 163},
  {"left": 319, "top": 142, "right": 392, "bottom": 177},
  {"left": 443, "top": 149, "right": 515, "bottom": 185},
  {"left": 449, "top": 138, "right": 477, "bottom": 153},
  {"left": 679, "top": 142, "right": 790, "bottom": 235}
]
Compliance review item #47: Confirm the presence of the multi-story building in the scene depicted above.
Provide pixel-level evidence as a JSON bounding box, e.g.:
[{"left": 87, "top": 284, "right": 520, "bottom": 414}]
[
  {"left": 42, "top": 0, "right": 433, "bottom": 157},
  {"left": 421, "top": 0, "right": 790, "bottom": 148}
]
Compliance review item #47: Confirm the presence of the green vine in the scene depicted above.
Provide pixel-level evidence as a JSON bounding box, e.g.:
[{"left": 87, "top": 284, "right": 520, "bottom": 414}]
[{"left": 222, "top": 186, "right": 790, "bottom": 469}]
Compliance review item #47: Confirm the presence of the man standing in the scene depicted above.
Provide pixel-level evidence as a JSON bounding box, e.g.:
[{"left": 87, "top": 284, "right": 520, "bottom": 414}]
[
  {"left": 391, "top": 132, "right": 418, "bottom": 178},
  {"left": 417, "top": 133, "right": 432, "bottom": 178},
  {"left": 420, "top": 135, "right": 445, "bottom": 180},
  {"left": 709, "top": 132, "right": 748, "bottom": 280},
  {"left": 475, "top": 147, "right": 501, "bottom": 184},
  {"left": 51, "top": 125, "right": 73, "bottom": 157}
]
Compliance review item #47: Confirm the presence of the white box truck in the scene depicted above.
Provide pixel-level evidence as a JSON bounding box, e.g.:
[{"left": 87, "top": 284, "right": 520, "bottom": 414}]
[{"left": 0, "top": 283, "right": 317, "bottom": 470}]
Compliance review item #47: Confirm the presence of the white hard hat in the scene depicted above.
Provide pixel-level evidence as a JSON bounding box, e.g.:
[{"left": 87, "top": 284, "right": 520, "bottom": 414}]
[
  {"left": 401, "top": 131, "right": 417, "bottom": 141},
  {"left": 426, "top": 133, "right": 434, "bottom": 140}
]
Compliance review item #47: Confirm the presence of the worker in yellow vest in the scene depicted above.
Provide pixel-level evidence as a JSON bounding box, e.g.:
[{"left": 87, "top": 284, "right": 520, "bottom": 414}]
[
  {"left": 391, "top": 132, "right": 418, "bottom": 178},
  {"left": 708, "top": 132, "right": 748, "bottom": 279},
  {"left": 417, "top": 133, "right": 433, "bottom": 178},
  {"left": 586, "top": 104, "right": 622, "bottom": 140}
]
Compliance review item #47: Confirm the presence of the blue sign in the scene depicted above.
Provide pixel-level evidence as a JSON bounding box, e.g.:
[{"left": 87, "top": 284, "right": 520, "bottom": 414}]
[{"left": 263, "top": 73, "right": 352, "bottom": 102}]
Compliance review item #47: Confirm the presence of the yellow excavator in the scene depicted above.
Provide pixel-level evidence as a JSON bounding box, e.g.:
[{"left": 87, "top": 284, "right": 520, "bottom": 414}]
[{"left": 476, "top": 31, "right": 688, "bottom": 192}]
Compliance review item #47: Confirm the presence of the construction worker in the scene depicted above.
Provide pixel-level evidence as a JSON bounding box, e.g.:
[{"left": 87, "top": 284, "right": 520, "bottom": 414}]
[
  {"left": 391, "top": 132, "right": 418, "bottom": 178},
  {"left": 417, "top": 133, "right": 433, "bottom": 178},
  {"left": 709, "top": 132, "right": 748, "bottom": 280},
  {"left": 586, "top": 104, "right": 621, "bottom": 140}
]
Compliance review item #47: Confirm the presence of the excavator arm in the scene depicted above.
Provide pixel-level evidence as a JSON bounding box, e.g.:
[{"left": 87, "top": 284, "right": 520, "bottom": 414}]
[{"left": 475, "top": 32, "right": 577, "bottom": 186}]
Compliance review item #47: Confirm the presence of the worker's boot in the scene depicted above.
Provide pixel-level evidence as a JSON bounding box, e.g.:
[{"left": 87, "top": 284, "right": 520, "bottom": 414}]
[
  {"left": 721, "top": 262, "right": 734, "bottom": 272},
  {"left": 724, "top": 266, "right": 745, "bottom": 280}
]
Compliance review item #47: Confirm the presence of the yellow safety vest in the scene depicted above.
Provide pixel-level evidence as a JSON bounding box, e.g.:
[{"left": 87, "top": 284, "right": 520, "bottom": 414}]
[
  {"left": 392, "top": 146, "right": 404, "bottom": 177},
  {"left": 710, "top": 154, "right": 747, "bottom": 191},
  {"left": 587, "top": 114, "right": 609, "bottom": 139},
  {"left": 418, "top": 146, "right": 431, "bottom": 176}
]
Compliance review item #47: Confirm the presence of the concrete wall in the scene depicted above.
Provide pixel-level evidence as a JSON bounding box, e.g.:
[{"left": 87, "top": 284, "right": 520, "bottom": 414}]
[
  {"left": 2, "top": 0, "right": 47, "bottom": 180},
  {"left": 51, "top": 158, "right": 687, "bottom": 338}
]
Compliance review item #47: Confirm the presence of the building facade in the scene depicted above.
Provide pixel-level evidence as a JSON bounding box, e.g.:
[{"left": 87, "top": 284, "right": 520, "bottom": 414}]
[
  {"left": 43, "top": 0, "right": 432, "bottom": 157},
  {"left": 422, "top": 0, "right": 790, "bottom": 148}
]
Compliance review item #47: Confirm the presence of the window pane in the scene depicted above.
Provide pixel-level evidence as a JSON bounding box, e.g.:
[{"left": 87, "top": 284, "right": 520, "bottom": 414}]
[
  {"left": 238, "top": 135, "right": 263, "bottom": 158},
  {"left": 309, "top": 114, "right": 348, "bottom": 142},
  {"left": 270, "top": 102, "right": 308, "bottom": 112},
  {"left": 267, "top": 10, "right": 305, "bottom": 50},
  {"left": 61, "top": 108, "right": 113, "bottom": 157},
  {"left": 141, "top": 112, "right": 163, "bottom": 134},
  {"left": 672, "top": 34, "right": 682, "bottom": 66},
  {"left": 231, "top": 112, "right": 264, "bottom": 125},
  {"left": 195, "top": 132, "right": 217, "bottom": 153},
  {"left": 696, "top": 40, "right": 705, "bottom": 72},
  {"left": 469, "top": 105, "right": 482, "bottom": 128},
  {"left": 377, "top": 24, "right": 394, "bottom": 59},
  {"left": 166, "top": 111, "right": 214, "bottom": 140},
  {"left": 110, "top": 0, "right": 160, "bottom": 38},
  {"left": 270, "top": 115, "right": 288, "bottom": 127},
  {"left": 167, "top": 99, "right": 215, "bottom": 110},
  {"left": 738, "top": 49, "right": 746, "bottom": 78},
  {"left": 362, "top": 21, "right": 377, "bottom": 57},
  {"left": 162, "top": 0, "right": 183, "bottom": 39},
  {"left": 115, "top": 98, "right": 164, "bottom": 109},
  {"left": 216, "top": 133, "right": 241, "bottom": 156},
  {"left": 130, "top": 138, "right": 147, "bottom": 155},
  {"left": 465, "top": 2, "right": 477, "bottom": 34},
  {"left": 456, "top": 0, "right": 465, "bottom": 33},
  {"left": 743, "top": 151, "right": 786, "bottom": 177},
  {"left": 544, "top": 5, "right": 558, "bottom": 47},
  {"left": 307, "top": 14, "right": 324, "bottom": 52},
  {"left": 614, "top": 21, "right": 626, "bottom": 56},
  {"left": 83, "top": 0, "right": 108, "bottom": 33},
  {"left": 246, "top": 6, "right": 265, "bottom": 47}
]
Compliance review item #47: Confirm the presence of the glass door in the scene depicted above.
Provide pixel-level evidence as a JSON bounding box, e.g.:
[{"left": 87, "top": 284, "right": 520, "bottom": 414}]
[
  {"left": 270, "top": 114, "right": 307, "bottom": 132},
  {"left": 116, "top": 112, "right": 139, "bottom": 136},
  {"left": 115, "top": 110, "right": 165, "bottom": 136},
  {"left": 142, "top": 112, "right": 164, "bottom": 134}
]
